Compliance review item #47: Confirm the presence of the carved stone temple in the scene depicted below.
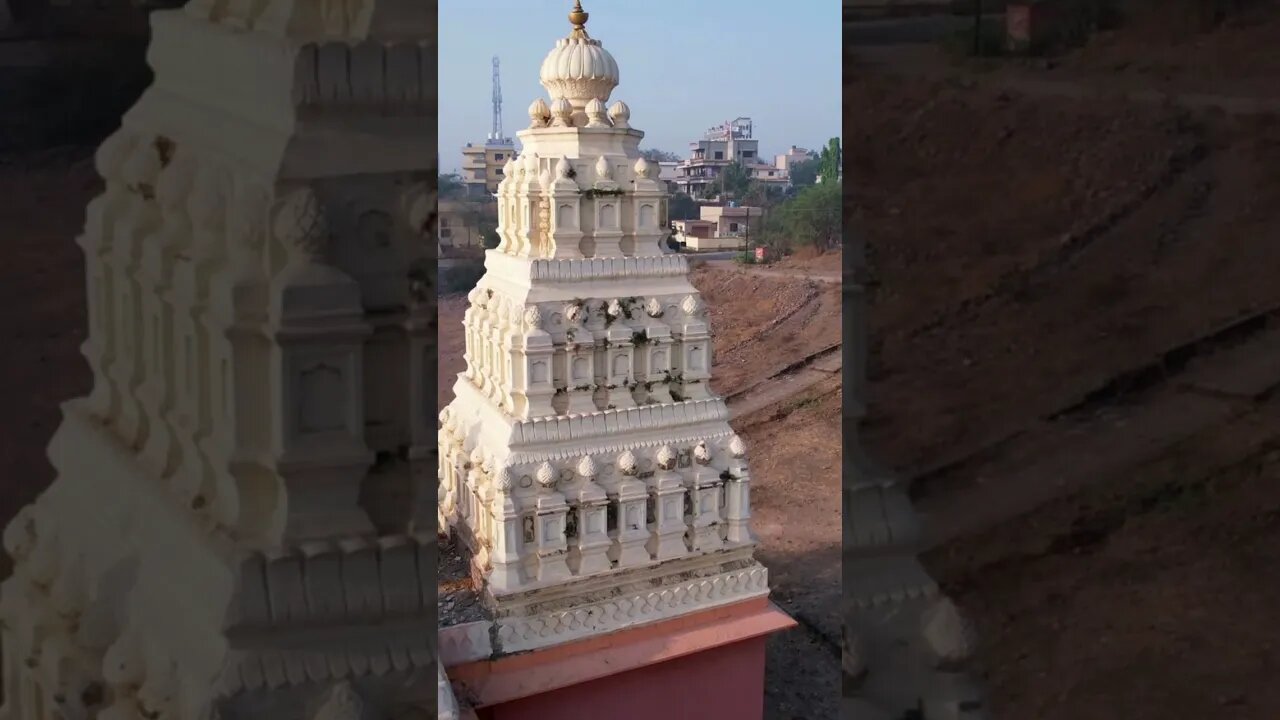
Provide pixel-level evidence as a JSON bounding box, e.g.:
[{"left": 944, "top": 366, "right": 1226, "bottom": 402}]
[
  {"left": 0, "top": 2, "right": 438, "bottom": 719},
  {"left": 844, "top": 235, "right": 989, "bottom": 718},
  {"left": 436, "top": 4, "right": 793, "bottom": 719}
]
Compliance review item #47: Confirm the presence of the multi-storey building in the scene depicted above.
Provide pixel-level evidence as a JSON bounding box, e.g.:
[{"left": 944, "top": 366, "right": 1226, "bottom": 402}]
[
  {"left": 674, "top": 117, "right": 789, "bottom": 197},
  {"left": 775, "top": 145, "right": 812, "bottom": 171},
  {"left": 460, "top": 136, "right": 518, "bottom": 197}
]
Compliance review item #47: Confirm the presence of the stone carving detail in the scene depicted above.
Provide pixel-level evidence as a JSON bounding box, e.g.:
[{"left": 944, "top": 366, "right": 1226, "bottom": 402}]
[
  {"left": 551, "top": 98, "right": 574, "bottom": 128},
  {"left": 528, "top": 98, "right": 551, "bottom": 128},
  {"left": 494, "top": 566, "right": 769, "bottom": 653},
  {"left": 607, "top": 100, "right": 630, "bottom": 128},
  {"left": 295, "top": 41, "right": 432, "bottom": 111},
  {"left": 585, "top": 97, "right": 610, "bottom": 128}
]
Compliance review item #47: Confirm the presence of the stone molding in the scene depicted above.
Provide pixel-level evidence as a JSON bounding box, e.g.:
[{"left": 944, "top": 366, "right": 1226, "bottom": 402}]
[
  {"left": 228, "top": 535, "right": 436, "bottom": 630},
  {"left": 438, "top": 622, "right": 495, "bottom": 667},
  {"left": 494, "top": 564, "right": 768, "bottom": 653},
  {"left": 215, "top": 635, "right": 435, "bottom": 696},
  {"left": 509, "top": 398, "right": 729, "bottom": 445},
  {"left": 437, "top": 565, "right": 769, "bottom": 661},
  {"left": 295, "top": 41, "right": 434, "bottom": 112},
  {"left": 485, "top": 252, "right": 689, "bottom": 282}
]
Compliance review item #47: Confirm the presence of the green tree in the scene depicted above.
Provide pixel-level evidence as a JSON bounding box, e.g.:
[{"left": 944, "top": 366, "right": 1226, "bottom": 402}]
[
  {"left": 769, "top": 181, "right": 841, "bottom": 252},
  {"left": 788, "top": 157, "right": 822, "bottom": 188},
  {"left": 717, "top": 161, "right": 753, "bottom": 200},
  {"left": 640, "top": 148, "right": 681, "bottom": 162},
  {"left": 438, "top": 173, "right": 466, "bottom": 199},
  {"left": 669, "top": 192, "right": 700, "bottom": 221},
  {"left": 741, "top": 181, "right": 788, "bottom": 209},
  {"left": 818, "top": 138, "right": 841, "bottom": 184}
]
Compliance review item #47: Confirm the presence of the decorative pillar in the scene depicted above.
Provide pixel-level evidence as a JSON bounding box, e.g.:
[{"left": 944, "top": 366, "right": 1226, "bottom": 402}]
[
  {"left": 169, "top": 162, "right": 231, "bottom": 517},
  {"left": 639, "top": 297, "right": 675, "bottom": 403},
  {"left": 488, "top": 467, "right": 525, "bottom": 594},
  {"left": 589, "top": 150, "right": 625, "bottom": 257},
  {"left": 266, "top": 186, "right": 375, "bottom": 542},
  {"left": 631, "top": 156, "right": 667, "bottom": 257},
  {"left": 647, "top": 445, "right": 689, "bottom": 560},
  {"left": 574, "top": 456, "right": 612, "bottom": 575},
  {"left": 204, "top": 175, "right": 274, "bottom": 540},
  {"left": 604, "top": 299, "right": 637, "bottom": 409},
  {"left": 674, "top": 294, "right": 712, "bottom": 401},
  {"left": 613, "top": 450, "right": 650, "bottom": 567},
  {"left": 495, "top": 157, "right": 517, "bottom": 254},
  {"left": 519, "top": 305, "right": 557, "bottom": 418},
  {"left": 534, "top": 462, "right": 572, "bottom": 582},
  {"left": 688, "top": 441, "right": 724, "bottom": 552},
  {"left": 725, "top": 435, "right": 754, "bottom": 545},
  {"left": 136, "top": 149, "right": 194, "bottom": 480},
  {"left": 548, "top": 156, "right": 584, "bottom": 259},
  {"left": 80, "top": 129, "right": 136, "bottom": 422},
  {"left": 562, "top": 301, "right": 596, "bottom": 414},
  {"left": 107, "top": 138, "right": 165, "bottom": 448},
  {"left": 464, "top": 447, "right": 484, "bottom": 526}
]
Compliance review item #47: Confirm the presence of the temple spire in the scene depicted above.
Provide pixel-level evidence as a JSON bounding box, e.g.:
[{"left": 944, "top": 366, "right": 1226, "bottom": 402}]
[{"left": 568, "top": 0, "right": 590, "bottom": 38}]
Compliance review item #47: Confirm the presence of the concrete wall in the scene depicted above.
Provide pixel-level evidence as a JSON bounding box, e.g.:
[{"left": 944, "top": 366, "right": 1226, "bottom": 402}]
[
  {"left": 481, "top": 637, "right": 769, "bottom": 720},
  {"left": 677, "top": 233, "right": 742, "bottom": 251}
]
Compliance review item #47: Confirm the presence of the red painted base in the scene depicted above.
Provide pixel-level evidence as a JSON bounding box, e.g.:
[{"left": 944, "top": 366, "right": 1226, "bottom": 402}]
[
  {"left": 449, "top": 598, "right": 795, "bottom": 720},
  {"left": 481, "top": 636, "right": 769, "bottom": 720}
]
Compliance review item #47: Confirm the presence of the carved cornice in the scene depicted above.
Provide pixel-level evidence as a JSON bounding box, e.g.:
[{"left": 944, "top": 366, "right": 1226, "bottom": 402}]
[
  {"left": 295, "top": 41, "right": 433, "bottom": 114},
  {"left": 495, "top": 565, "right": 769, "bottom": 653},
  {"left": 436, "top": 565, "right": 769, "bottom": 662},
  {"left": 226, "top": 535, "right": 434, "bottom": 631},
  {"left": 483, "top": 252, "right": 689, "bottom": 283}
]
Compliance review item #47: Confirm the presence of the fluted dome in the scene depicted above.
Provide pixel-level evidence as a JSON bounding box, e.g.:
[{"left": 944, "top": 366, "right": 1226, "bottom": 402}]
[{"left": 538, "top": 2, "right": 619, "bottom": 110}]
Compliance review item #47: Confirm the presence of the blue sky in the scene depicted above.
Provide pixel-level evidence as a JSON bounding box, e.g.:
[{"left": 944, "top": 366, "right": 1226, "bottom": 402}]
[{"left": 438, "top": 0, "right": 842, "bottom": 174}]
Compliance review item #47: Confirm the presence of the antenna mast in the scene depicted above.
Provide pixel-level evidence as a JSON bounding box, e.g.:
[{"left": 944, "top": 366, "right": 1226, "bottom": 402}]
[{"left": 491, "top": 55, "right": 503, "bottom": 140}]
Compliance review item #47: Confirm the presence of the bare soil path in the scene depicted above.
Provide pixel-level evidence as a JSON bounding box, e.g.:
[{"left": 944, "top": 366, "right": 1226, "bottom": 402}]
[{"left": 704, "top": 260, "right": 842, "bottom": 284}]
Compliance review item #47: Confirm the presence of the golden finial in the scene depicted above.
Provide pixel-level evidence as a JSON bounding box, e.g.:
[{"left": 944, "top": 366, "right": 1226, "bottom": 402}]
[{"left": 569, "top": 0, "right": 589, "bottom": 38}]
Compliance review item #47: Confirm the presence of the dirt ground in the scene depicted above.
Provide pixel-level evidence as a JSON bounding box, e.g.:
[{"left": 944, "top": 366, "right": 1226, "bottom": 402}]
[
  {"left": 852, "top": 5, "right": 1280, "bottom": 718},
  {"left": 1055, "top": 0, "right": 1280, "bottom": 98}
]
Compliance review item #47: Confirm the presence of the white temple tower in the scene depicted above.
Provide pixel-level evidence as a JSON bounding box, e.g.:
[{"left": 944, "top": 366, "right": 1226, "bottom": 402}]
[
  {"left": 437, "top": 4, "right": 793, "bottom": 717},
  {"left": 0, "top": 2, "right": 438, "bottom": 719}
]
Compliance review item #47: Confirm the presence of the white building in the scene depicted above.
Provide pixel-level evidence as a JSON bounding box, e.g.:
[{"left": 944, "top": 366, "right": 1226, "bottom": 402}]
[
  {"left": 673, "top": 118, "right": 790, "bottom": 197},
  {"left": 672, "top": 205, "right": 764, "bottom": 251},
  {"left": 775, "top": 145, "right": 812, "bottom": 171}
]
